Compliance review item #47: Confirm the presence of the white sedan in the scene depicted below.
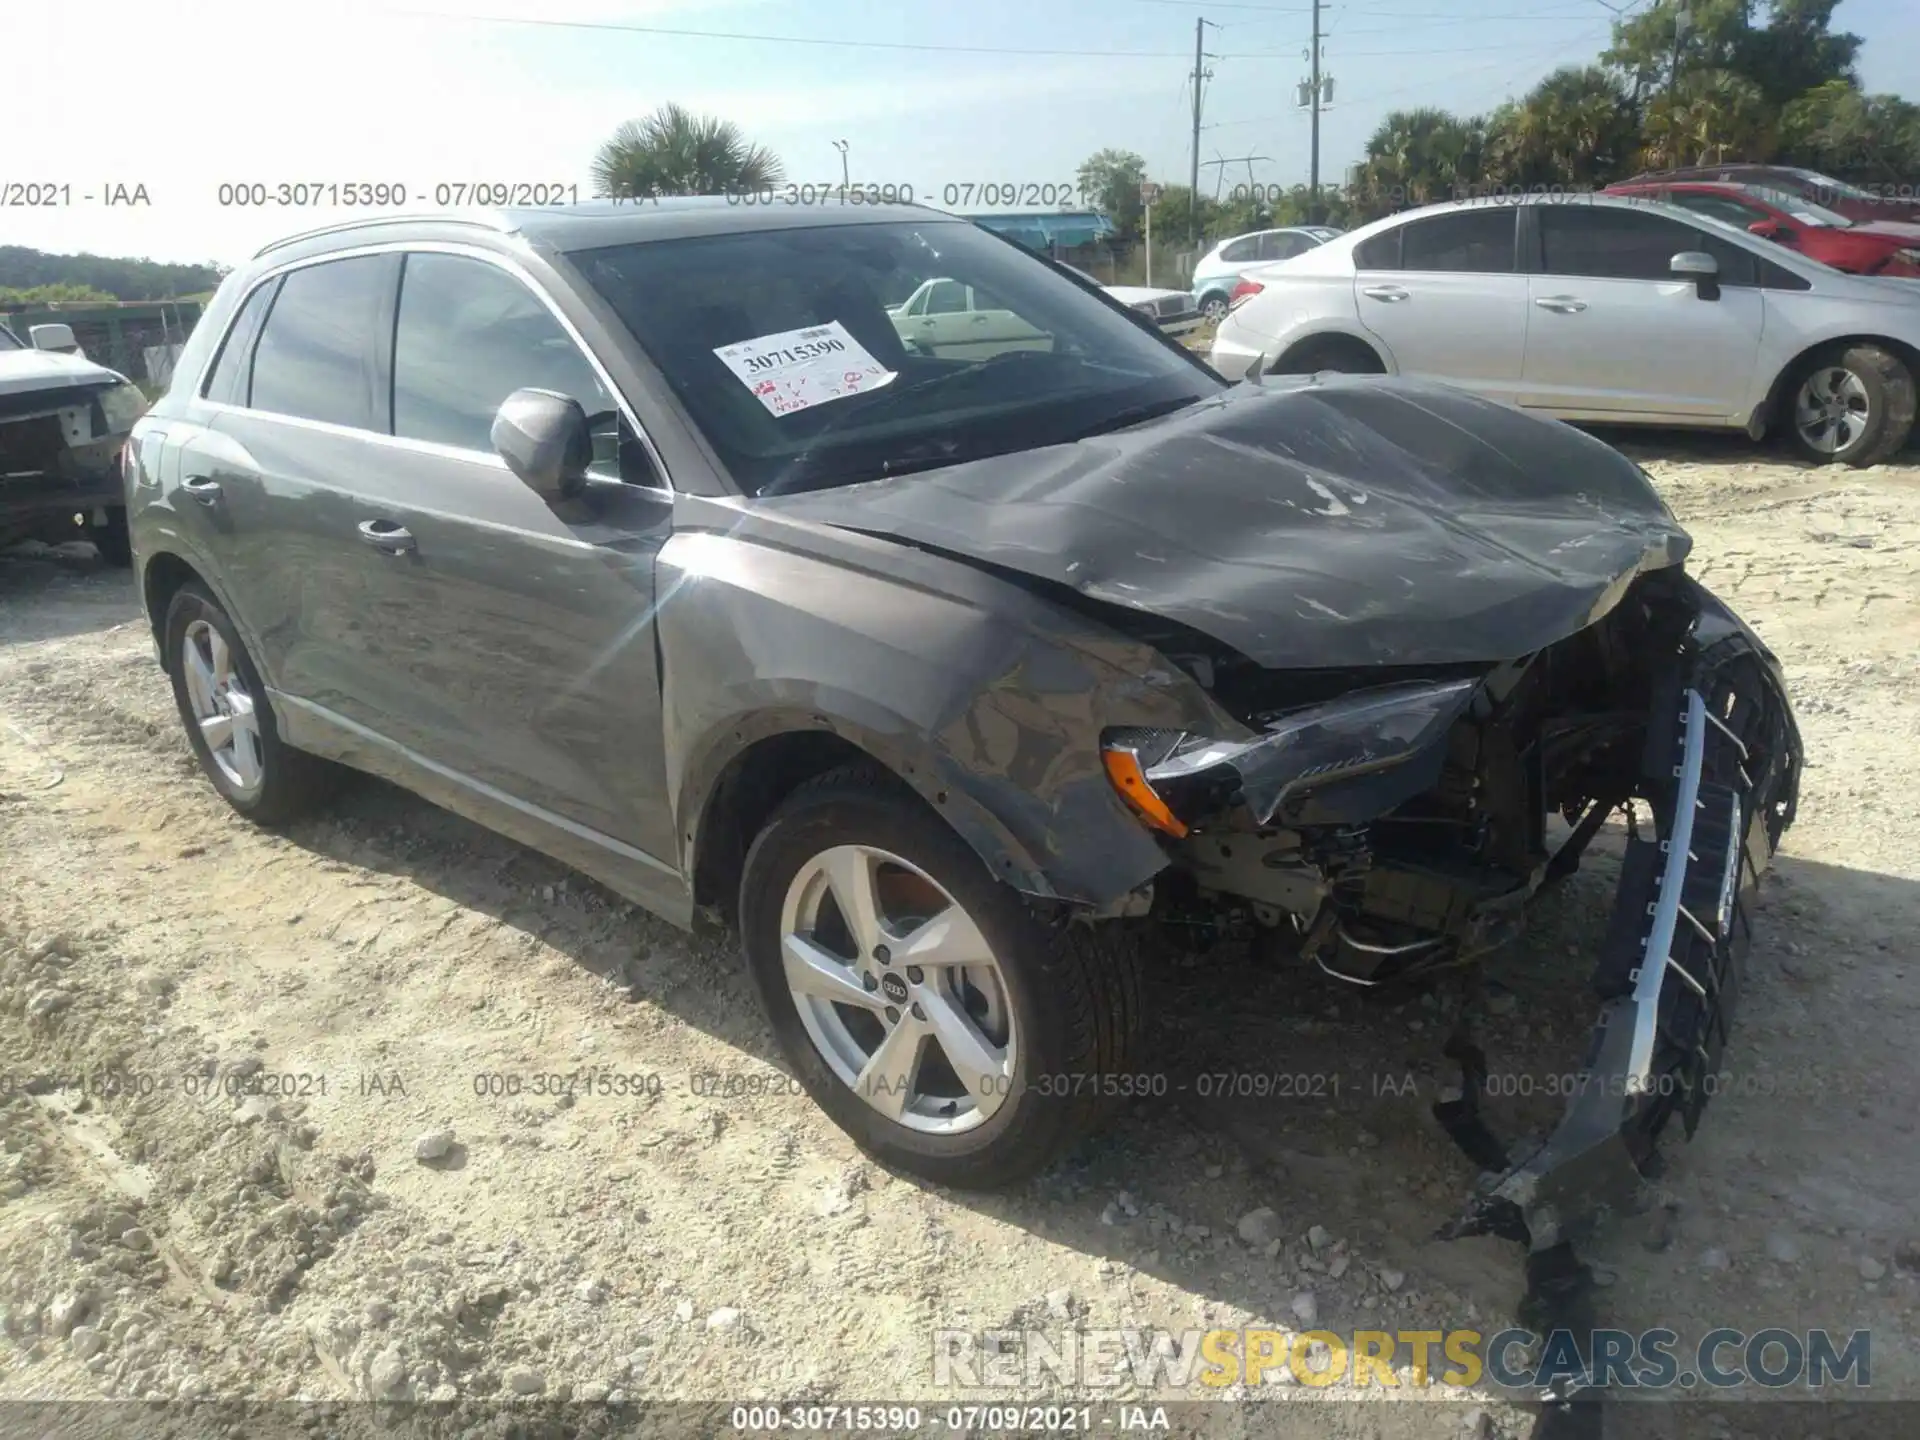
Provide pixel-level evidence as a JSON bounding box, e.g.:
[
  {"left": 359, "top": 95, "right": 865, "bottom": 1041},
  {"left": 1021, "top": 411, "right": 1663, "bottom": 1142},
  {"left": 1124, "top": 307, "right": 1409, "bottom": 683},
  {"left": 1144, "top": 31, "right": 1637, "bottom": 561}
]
[{"left": 1211, "top": 193, "right": 1920, "bottom": 466}]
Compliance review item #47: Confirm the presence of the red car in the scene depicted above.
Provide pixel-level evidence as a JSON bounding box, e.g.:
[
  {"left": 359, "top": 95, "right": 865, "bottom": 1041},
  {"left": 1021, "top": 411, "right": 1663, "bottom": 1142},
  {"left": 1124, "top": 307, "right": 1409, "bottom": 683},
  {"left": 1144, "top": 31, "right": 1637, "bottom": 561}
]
[
  {"left": 1603, "top": 180, "right": 1920, "bottom": 278},
  {"left": 1615, "top": 165, "right": 1920, "bottom": 224}
]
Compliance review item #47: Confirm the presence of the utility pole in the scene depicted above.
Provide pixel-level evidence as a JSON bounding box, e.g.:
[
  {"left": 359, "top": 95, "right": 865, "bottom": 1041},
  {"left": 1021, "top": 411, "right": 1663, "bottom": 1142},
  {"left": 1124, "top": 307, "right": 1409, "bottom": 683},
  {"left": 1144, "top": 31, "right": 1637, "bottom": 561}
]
[
  {"left": 1309, "top": 0, "right": 1322, "bottom": 224},
  {"left": 832, "top": 140, "right": 850, "bottom": 188},
  {"left": 1667, "top": 2, "right": 1691, "bottom": 166},
  {"left": 1188, "top": 18, "right": 1214, "bottom": 245}
]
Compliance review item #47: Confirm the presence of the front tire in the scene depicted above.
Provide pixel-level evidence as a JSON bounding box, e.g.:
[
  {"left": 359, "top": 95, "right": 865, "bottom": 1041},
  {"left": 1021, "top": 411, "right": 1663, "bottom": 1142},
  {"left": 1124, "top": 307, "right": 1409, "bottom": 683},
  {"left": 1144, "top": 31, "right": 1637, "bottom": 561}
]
[
  {"left": 1780, "top": 343, "right": 1916, "bottom": 467},
  {"left": 738, "top": 765, "right": 1145, "bottom": 1189},
  {"left": 163, "top": 583, "right": 332, "bottom": 825},
  {"left": 1198, "top": 292, "right": 1231, "bottom": 324}
]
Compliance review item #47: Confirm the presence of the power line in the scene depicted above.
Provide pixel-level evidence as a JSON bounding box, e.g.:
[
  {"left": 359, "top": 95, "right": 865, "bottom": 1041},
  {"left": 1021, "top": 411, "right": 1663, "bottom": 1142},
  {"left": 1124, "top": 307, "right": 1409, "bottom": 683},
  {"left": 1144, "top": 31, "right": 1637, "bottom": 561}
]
[{"left": 390, "top": 9, "right": 1190, "bottom": 57}]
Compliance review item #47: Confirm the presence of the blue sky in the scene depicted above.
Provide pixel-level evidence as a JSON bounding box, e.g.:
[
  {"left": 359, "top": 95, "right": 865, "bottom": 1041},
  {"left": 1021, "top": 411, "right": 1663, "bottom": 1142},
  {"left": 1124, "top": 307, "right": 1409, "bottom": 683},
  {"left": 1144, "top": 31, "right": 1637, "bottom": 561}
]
[{"left": 3, "top": 0, "right": 1915, "bottom": 265}]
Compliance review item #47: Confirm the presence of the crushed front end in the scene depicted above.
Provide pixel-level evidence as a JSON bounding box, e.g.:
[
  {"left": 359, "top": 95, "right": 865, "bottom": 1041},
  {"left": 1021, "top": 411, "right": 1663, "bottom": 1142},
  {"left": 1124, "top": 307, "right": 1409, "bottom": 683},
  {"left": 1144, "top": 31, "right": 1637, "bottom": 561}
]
[{"left": 1100, "top": 566, "right": 1802, "bottom": 1247}]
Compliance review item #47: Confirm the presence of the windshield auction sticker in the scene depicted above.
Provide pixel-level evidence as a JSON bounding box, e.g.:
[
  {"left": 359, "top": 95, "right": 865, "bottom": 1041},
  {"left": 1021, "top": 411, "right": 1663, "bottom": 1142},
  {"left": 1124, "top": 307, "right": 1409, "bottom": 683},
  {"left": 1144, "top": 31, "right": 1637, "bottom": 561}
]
[{"left": 714, "top": 321, "right": 896, "bottom": 417}]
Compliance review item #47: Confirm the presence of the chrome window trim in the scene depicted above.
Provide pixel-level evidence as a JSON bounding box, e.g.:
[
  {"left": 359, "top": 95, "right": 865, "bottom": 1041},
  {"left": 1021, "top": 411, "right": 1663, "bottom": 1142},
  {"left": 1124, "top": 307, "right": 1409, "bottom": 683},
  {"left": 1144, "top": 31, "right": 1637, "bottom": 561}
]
[{"left": 190, "top": 237, "right": 675, "bottom": 495}]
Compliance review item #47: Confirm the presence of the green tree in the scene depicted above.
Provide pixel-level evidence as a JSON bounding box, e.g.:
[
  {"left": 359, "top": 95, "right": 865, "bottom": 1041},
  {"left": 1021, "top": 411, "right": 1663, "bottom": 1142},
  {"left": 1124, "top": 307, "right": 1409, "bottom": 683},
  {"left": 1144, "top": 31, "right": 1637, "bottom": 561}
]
[
  {"left": 1352, "top": 109, "right": 1489, "bottom": 216},
  {"left": 590, "top": 103, "right": 784, "bottom": 198},
  {"left": 0, "top": 282, "right": 116, "bottom": 304},
  {"left": 1778, "top": 79, "right": 1920, "bottom": 181},
  {"left": 1485, "top": 67, "right": 1639, "bottom": 187},
  {"left": 1075, "top": 149, "right": 1149, "bottom": 238}
]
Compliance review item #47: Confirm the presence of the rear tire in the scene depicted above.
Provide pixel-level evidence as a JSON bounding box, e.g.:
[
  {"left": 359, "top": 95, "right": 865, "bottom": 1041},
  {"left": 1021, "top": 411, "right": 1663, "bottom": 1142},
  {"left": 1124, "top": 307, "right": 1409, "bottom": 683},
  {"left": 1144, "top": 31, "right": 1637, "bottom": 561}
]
[
  {"left": 163, "top": 583, "right": 333, "bottom": 825},
  {"left": 1779, "top": 343, "right": 1916, "bottom": 467},
  {"left": 738, "top": 764, "right": 1145, "bottom": 1190},
  {"left": 87, "top": 506, "right": 132, "bottom": 567}
]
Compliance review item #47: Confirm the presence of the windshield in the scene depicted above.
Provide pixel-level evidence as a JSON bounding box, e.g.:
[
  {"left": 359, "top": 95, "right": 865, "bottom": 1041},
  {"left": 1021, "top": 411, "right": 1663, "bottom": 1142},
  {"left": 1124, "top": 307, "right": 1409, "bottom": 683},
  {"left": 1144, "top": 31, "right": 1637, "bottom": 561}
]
[
  {"left": 0, "top": 324, "right": 21, "bottom": 351},
  {"left": 1749, "top": 185, "right": 1851, "bottom": 227},
  {"left": 567, "top": 220, "right": 1221, "bottom": 495}
]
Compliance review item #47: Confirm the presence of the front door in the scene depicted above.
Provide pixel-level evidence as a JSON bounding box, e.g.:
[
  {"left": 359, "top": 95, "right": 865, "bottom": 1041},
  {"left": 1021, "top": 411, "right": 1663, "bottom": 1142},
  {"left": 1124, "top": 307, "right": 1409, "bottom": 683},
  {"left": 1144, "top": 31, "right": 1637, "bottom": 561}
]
[
  {"left": 1520, "top": 206, "right": 1765, "bottom": 420},
  {"left": 333, "top": 249, "right": 678, "bottom": 859}
]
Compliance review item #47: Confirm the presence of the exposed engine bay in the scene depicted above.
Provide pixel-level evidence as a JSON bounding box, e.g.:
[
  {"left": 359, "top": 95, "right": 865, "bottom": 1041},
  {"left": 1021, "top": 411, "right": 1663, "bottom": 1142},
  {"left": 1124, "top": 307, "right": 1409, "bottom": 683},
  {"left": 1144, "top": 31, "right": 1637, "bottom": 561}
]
[{"left": 1100, "top": 565, "right": 1802, "bottom": 1260}]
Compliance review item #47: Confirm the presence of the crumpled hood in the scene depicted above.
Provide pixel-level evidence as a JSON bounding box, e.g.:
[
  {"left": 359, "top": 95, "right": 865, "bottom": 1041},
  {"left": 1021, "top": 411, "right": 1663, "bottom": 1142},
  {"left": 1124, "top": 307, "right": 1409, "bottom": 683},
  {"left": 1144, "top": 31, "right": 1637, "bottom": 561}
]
[
  {"left": 0, "top": 347, "right": 125, "bottom": 398},
  {"left": 765, "top": 375, "right": 1692, "bottom": 669}
]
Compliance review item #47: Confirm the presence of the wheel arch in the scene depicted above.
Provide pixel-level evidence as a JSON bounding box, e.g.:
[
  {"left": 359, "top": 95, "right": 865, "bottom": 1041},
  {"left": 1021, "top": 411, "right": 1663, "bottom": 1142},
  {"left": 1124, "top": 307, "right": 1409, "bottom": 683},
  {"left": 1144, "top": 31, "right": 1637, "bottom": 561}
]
[
  {"left": 1269, "top": 327, "right": 1392, "bottom": 374},
  {"left": 1752, "top": 333, "right": 1920, "bottom": 439},
  {"left": 141, "top": 548, "right": 210, "bottom": 663},
  {"left": 680, "top": 707, "right": 1076, "bottom": 933}
]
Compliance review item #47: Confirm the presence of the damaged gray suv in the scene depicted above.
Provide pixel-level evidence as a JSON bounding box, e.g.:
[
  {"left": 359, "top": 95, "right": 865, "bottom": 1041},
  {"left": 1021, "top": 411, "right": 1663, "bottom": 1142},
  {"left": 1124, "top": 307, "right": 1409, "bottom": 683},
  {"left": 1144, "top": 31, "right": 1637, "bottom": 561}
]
[{"left": 127, "top": 201, "right": 1800, "bottom": 1249}]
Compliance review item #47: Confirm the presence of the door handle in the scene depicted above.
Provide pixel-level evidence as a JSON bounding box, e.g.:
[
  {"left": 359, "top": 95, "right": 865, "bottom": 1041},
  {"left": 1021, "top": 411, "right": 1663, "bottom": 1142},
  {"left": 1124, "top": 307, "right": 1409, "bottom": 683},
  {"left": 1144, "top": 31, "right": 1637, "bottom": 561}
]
[
  {"left": 179, "top": 475, "right": 222, "bottom": 505},
  {"left": 1534, "top": 296, "right": 1588, "bottom": 313},
  {"left": 1362, "top": 285, "right": 1410, "bottom": 302},
  {"left": 970, "top": 314, "right": 990, "bottom": 323},
  {"left": 357, "top": 518, "right": 416, "bottom": 555}
]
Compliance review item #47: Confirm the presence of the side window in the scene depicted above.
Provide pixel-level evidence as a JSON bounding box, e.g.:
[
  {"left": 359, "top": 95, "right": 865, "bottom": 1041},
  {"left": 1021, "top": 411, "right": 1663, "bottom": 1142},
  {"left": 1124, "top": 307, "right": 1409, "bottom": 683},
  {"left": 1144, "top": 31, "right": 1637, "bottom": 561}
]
[
  {"left": 200, "top": 279, "right": 278, "bottom": 406},
  {"left": 1538, "top": 207, "right": 1702, "bottom": 280},
  {"left": 248, "top": 256, "right": 389, "bottom": 429},
  {"left": 1691, "top": 229, "right": 1760, "bottom": 287},
  {"left": 1353, "top": 226, "right": 1403, "bottom": 270},
  {"left": 1755, "top": 254, "right": 1813, "bottom": 291},
  {"left": 1399, "top": 209, "right": 1516, "bottom": 273},
  {"left": 1219, "top": 237, "right": 1258, "bottom": 263},
  {"left": 924, "top": 280, "right": 969, "bottom": 314},
  {"left": 391, "top": 253, "right": 621, "bottom": 467}
]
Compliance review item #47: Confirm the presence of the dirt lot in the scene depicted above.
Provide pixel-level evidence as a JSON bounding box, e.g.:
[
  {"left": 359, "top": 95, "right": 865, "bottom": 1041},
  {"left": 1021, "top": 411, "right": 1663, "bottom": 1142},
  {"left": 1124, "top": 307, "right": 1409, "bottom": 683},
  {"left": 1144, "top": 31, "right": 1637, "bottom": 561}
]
[{"left": 2, "top": 431, "right": 1918, "bottom": 1436}]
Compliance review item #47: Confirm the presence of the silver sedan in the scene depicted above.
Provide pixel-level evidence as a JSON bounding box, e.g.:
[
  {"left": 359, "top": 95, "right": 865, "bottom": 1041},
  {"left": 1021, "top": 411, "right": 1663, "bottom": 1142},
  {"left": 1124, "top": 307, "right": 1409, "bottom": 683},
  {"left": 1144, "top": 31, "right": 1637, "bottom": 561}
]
[{"left": 1212, "top": 193, "right": 1920, "bottom": 466}]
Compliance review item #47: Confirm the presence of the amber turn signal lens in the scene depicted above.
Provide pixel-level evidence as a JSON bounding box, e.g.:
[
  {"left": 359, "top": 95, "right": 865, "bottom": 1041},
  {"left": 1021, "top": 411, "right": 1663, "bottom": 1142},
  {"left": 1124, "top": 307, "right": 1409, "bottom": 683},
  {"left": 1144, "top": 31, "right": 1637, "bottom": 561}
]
[{"left": 1102, "top": 748, "right": 1189, "bottom": 839}]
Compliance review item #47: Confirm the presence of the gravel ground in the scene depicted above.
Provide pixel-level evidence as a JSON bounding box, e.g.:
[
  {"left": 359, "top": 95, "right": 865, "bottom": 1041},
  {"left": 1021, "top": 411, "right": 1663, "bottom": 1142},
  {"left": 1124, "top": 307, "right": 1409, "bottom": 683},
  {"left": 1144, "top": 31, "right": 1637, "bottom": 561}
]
[{"left": 2, "top": 430, "right": 1917, "bottom": 1437}]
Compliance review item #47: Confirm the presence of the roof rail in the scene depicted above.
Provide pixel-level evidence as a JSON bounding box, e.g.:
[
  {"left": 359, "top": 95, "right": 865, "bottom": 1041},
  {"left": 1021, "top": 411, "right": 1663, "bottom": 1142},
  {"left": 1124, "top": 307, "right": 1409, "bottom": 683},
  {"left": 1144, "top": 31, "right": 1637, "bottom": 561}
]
[{"left": 252, "top": 211, "right": 516, "bottom": 259}]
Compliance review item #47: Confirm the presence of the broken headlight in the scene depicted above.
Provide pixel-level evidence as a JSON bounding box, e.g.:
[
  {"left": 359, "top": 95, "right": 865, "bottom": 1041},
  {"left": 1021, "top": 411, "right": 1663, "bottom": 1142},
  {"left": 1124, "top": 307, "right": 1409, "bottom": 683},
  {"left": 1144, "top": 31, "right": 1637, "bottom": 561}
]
[{"left": 1103, "top": 677, "right": 1480, "bottom": 834}]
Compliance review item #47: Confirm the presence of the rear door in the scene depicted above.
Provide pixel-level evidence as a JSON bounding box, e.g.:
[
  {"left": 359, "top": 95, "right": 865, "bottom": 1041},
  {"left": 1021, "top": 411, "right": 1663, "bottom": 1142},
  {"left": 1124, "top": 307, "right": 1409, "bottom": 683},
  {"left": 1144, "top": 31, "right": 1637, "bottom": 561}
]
[
  {"left": 185, "top": 253, "right": 399, "bottom": 704},
  {"left": 1351, "top": 207, "right": 1529, "bottom": 401},
  {"left": 899, "top": 279, "right": 973, "bottom": 354},
  {"left": 1520, "top": 205, "right": 1765, "bottom": 419}
]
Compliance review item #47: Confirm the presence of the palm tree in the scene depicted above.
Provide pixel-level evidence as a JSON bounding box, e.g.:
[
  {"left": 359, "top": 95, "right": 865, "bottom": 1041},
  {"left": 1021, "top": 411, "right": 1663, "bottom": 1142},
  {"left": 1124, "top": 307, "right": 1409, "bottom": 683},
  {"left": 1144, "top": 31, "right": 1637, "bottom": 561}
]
[
  {"left": 590, "top": 104, "right": 785, "bottom": 199},
  {"left": 1355, "top": 109, "right": 1488, "bottom": 215},
  {"left": 1488, "top": 67, "right": 1638, "bottom": 187}
]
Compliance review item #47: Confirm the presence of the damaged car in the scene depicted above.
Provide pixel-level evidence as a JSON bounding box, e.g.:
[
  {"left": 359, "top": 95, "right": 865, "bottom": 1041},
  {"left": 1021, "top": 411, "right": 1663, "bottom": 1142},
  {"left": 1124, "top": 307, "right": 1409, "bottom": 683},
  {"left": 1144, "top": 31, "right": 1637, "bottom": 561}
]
[
  {"left": 124, "top": 202, "right": 1800, "bottom": 1245},
  {"left": 1, "top": 320, "right": 145, "bottom": 563}
]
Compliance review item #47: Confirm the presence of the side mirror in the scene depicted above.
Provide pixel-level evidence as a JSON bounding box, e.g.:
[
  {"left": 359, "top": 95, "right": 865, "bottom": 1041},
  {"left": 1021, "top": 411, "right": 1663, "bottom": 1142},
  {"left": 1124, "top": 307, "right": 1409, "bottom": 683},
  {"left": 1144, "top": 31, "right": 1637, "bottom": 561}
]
[
  {"left": 1747, "top": 219, "right": 1782, "bottom": 240},
  {"left": 28, "top": 322, "right": 81, "bottom": 356},
  {"left": 491, "top": 388, "right": 592, "bottom": 501},
  {"left": 1670, "top": 250, "right": 1721, "bottom": 300}
]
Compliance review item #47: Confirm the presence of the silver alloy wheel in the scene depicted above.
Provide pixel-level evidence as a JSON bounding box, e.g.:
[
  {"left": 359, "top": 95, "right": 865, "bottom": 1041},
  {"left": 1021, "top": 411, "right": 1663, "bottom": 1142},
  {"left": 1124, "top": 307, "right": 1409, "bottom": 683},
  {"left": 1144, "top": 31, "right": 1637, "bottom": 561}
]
[
  {"left": 1201, "top": 295, "right": 1229, "bottom": 322},
  {"left": 181, "top": 619, "right": 264, "bottom": 795},
  {"left": 1793, "top": 365, "right": 1872, "bottom": 455},
  {"left": 779, "top": 843, "right": 1016, "bottom": 1134}
]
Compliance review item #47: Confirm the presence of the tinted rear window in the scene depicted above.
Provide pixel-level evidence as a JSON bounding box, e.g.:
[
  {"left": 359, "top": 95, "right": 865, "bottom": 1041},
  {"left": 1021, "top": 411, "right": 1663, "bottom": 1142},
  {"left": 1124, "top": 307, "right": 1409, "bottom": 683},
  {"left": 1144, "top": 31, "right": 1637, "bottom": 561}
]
[
  {"left": 248, "top": 256, "right": 389, "bottom": 429},
  {"left": 1399, "top": 209, "right": 1516, "bottom": 273}
]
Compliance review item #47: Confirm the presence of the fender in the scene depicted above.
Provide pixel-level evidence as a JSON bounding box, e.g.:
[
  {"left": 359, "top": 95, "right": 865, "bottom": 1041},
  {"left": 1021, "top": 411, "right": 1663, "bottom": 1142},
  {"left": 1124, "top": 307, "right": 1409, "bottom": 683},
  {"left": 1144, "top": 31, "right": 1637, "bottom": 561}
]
[{"left": 656, "top": 523, "right": 1234, "bottom": 912}]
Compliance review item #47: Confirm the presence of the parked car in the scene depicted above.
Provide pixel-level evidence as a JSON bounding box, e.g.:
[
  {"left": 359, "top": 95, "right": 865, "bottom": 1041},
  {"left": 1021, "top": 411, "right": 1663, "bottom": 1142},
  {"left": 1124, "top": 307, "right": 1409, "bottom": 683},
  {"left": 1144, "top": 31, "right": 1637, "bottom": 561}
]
[
  {"left": 1, "top": 319, "right": 145, "bottom": 562},
  {"left": 1617, "top": 165, "right": 1920, "bottom": 225},
  {"left": 1060, "top": 265, "right": 1204, "bottom": 338},
  {"left": 1190, "top": 227, "right": 1337, "bottom": 322},
  {"left": 1211, "top": 193, "right": 1920, "bottom": 466},
  {"left": 127, "top": 202, "right": 1800, "bottom": 1245},
  {"left": 1603, "top": 180, "right": 1920, "bottom": 278}
]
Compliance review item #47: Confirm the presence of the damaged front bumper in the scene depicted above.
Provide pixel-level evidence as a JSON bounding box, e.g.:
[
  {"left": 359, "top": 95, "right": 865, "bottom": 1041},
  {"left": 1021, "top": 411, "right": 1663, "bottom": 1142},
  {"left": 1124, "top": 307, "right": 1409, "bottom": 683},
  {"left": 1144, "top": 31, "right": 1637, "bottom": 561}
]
[{"left": 1445, "top": 609, "right": 1802, "bottom": 1251}]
